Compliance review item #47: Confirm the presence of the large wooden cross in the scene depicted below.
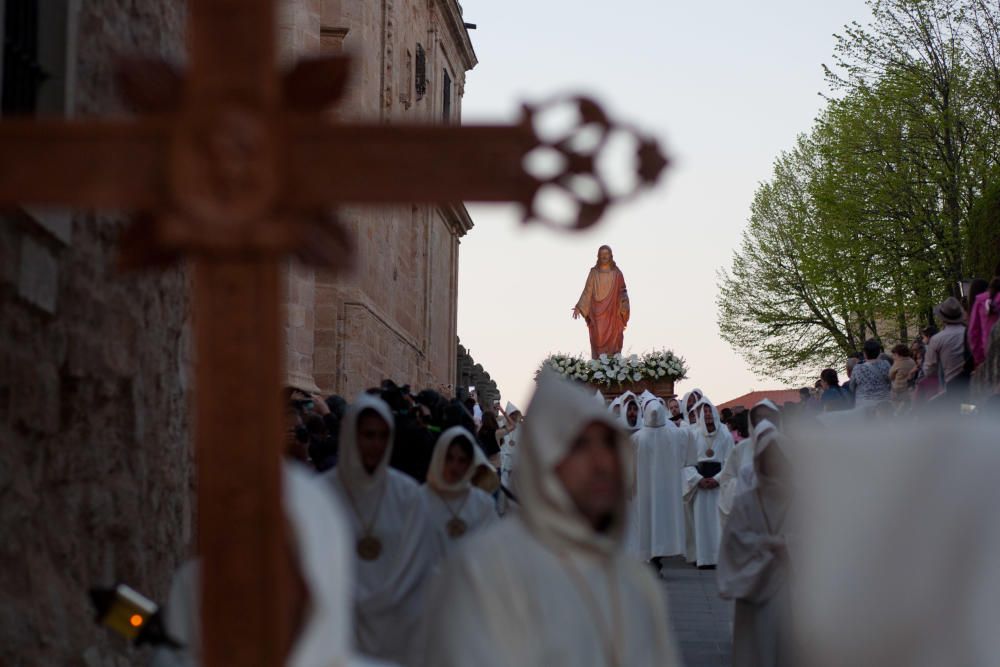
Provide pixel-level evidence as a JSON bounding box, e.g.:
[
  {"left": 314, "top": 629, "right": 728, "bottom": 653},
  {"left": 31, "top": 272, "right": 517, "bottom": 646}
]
[{"left": 0, "top": 1, "right": 667, "bottom": 665}]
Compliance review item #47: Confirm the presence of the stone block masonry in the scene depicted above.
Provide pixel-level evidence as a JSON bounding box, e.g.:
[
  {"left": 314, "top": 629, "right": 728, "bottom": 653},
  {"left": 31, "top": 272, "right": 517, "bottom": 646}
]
[
  {"left": 0, "top": 2, "right": 192, "bottom": 663},
  {"left": 1, "top": 2, "right": 478, "bottom": 663}
]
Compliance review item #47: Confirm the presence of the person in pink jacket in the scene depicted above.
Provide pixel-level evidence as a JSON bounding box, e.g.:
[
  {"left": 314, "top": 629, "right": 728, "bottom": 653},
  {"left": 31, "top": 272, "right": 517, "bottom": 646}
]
[{"left": 968, "top": 267, "right": 1000, "bottom": 366}]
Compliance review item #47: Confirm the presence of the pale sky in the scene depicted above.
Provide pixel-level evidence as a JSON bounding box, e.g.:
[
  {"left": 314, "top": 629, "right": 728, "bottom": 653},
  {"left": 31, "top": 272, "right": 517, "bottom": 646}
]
[{"left": 457, "top": 0, "right": 873, "bottom": 409}]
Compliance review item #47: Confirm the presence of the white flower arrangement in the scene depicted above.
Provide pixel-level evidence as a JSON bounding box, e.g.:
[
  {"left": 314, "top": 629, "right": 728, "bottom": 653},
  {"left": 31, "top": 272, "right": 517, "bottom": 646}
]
[{"left": 538, "top": 349, "right": 689, "bottom": 387}]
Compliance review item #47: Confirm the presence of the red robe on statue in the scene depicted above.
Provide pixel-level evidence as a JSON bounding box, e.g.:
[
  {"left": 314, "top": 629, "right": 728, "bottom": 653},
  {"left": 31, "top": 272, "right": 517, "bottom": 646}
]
[{"left": 575, "top": 266, "right": 630, "bottom": 359}]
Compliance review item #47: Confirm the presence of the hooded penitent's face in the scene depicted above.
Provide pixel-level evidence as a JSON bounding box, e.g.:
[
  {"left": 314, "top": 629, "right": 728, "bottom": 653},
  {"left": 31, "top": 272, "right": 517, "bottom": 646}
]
[
  {"left": 626, "top": 401, "right": 639, "bottom": 426},
  {"left": 668, "top": 399, "right": 681, "bottom": 417},
  {"left": 554, "top": 421, "right": 622, "bottom": 532},
  {"left": 516, "top": 371, "right": 632, "bottom": 554},
  {"left": 702, "top": 404, "right": 716, "bottom": 434},
  {"left": 442, "top": 440, "right": 474, "bottom": 485},
  {"left": 357, "top": 410, "right": 391, "bottom": 474}
]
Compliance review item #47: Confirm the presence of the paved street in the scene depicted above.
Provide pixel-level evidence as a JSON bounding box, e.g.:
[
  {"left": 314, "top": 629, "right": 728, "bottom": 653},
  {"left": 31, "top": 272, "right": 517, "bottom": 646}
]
[{"left": 660, "top": 557, "right": 732, "bottom": 667}]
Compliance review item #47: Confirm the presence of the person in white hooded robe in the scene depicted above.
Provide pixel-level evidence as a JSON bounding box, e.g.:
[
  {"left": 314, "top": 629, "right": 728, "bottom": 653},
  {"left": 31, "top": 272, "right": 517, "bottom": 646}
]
[
  {"left": 678, "top": 389, "right": 704, "bottom": 430},
  {"left": 717, "top": 421, "right": 793, "bottom": 667},
  {"left": 619, "top": 391, "right": 643, "bottom": 432},
  {"left": 422, "top": 426, "right": 498, "bottom": 557},
  {"left": 637, "top": 390, "right": 660, "bottom": 413},
  {"left": 607, "top": 395, "right": 623, "bottom": 419},
  {"left": 151, "top": 464, "right": 393, "bottom": 667},
  {"left": 426, "top": 371, "right": 682, "bottom": 667},
  {"left": 497, "top": 401, "right": 524, "bottom": 517},
  {"left": 717, "top": 400, "right": 780, "bottom": 527},
  {"left": 629, "top": 400, "right": 693, "bottom": 567},
  {"left": 324, "top": 394, "right": 435, "bottom": 667},
  {"left": 497, "top": 401, "right": 523, "bottom": 485},
  {"left": 683, "top": 398, "right": 734, "bottom": 567}
]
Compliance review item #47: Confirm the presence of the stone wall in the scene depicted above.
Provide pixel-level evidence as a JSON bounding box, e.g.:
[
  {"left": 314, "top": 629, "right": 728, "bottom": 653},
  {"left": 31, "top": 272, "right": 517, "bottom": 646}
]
[
  {"left": 310, "top": 0, "right": 477, "bottom": 398},
  {"left": 456, "top": 341, "right": 501, "bottom": 406},
  {"left": 0, "top": 2, "right": 472, "bottom": 664},
  {"left": 0, "top": 2, "right": 192, "bottom": 665}
]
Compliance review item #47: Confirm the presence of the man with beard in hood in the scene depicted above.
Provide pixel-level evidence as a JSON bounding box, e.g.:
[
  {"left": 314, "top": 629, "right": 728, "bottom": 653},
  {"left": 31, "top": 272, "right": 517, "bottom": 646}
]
[
  {"left": 717, "top": 421, "right": 793, "bottom": 667},
  {"left": 619, "top": 391, "right": 643, "bottom": 432},
  {"left": 325, "top": 395, "right": 436, "bottom": 666},
  {"left": 425, "top": 371, "right": 681, "bottom": 667},
  {"left": 666, "top": 397, "right": 684, "bottom": 426}
]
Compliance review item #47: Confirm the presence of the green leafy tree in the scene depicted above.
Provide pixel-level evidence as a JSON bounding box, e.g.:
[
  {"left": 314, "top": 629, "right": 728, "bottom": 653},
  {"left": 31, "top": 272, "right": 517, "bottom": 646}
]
[{"left": 720, "top": 0, "right": 1000, "bottom": 378}]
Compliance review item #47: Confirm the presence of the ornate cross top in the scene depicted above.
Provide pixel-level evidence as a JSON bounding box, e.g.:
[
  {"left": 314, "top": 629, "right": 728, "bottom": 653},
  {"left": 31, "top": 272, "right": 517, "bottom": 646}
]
[{"left": 0, "top": 1, "right": 668, "bottom": 665}]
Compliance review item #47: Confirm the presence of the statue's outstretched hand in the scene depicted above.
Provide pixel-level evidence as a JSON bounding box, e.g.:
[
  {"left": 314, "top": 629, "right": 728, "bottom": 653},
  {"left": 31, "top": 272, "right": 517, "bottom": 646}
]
[{"left": 572, "top": 307, "right": 581, "bottom": 320}]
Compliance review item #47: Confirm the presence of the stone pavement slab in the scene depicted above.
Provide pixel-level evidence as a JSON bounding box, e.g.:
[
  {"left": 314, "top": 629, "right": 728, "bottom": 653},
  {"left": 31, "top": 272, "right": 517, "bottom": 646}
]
[{"left": 659, "top": 557, "right": 732, "bottom": 667}]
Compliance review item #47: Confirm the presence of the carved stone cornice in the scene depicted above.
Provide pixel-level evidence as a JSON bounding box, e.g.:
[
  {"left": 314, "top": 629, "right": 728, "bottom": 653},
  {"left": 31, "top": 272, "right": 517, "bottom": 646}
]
[
  {"left": 438, "top": 201, "right": 474, "bottom": 239},
  {"left": 435, "top": 0, "right": 478, "bottom": 72}
]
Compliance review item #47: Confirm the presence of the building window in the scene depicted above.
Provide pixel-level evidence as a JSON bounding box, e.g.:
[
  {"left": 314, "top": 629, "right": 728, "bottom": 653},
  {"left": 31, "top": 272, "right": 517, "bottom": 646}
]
[
  {"left": 2, "top": 0, "right": 49, "bottom": 115},
  {"left": 415, "top": 43, "right": 426, "bottom": 100},
  {"left": 442, "top": 68, "right": 451, "bottom": 123},
  {"left": 1, "top": 0, "right": 76, "bottom": 118},
  {"left": 0, "top": 0, "right": 77, "bottom": 245},
  {"left": 399, "top": 48, "right": 412, "bottom": 109}
]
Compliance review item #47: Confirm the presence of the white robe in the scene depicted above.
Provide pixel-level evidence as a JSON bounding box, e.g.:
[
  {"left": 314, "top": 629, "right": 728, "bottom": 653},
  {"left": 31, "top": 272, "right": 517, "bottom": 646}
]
[
  {"left": 499, "top": 402, "right": 522, "bottom": 492},
  {"left": 150, "top": 464, "right": 391, "bottom": 667},
  {"left": 426, "top": 370, "right": 681, "bottom": 667},
  {"left": 793, "top": 418, "right": 1000, "bottom": 667},
  {"left": 427, "top": 519, "right": 679, "bottom": 667},
  {"left": 718, "top": 438, "right": 755, "bottom": 525},
  {"left": 325, "top": 395, "right": 435, "bottom": 667},
  {"left": 422, "top": 426, "right": 499, "bottom": 558},
  {"left": 629, "top": 402, "right": 692, "bottom": 561},
  {"left": 717, "top": 423, "right": 792, "bottom": 667},
  {"left": 683, "top": 401, "right": 734, "bottom": 566},
  {"left": 719, "top": 399, "right": 781, "bottom": 526}
]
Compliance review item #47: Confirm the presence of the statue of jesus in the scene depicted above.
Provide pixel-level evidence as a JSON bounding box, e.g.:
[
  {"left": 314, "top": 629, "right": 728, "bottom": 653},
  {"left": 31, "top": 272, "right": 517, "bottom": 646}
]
[{"left": 572, "top": 245, "right": 630, "bottom": 359}]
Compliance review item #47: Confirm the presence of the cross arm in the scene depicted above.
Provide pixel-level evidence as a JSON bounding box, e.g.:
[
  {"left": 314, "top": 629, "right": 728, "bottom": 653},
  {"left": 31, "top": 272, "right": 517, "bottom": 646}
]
[
  {"left": 284, "top": 120, "right": 539, "bottom": 207},
  {"left": 283, "top": 97, "right": 668, "bottom": 231},
  {"left": 0, "top": 119, "right": 168, "bottom": 210}
]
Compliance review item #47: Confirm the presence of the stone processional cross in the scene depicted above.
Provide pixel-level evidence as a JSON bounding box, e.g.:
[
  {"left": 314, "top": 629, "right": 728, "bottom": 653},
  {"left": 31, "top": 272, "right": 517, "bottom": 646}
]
[{"left": 0, "top": 1, "right": 668, "bottom": 664}]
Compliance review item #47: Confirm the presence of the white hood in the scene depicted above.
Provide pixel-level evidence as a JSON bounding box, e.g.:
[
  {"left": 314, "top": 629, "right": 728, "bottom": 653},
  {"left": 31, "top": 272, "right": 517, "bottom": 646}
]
[
  {"left": 642, "top": 399, "right": 669, "bottom": 428},
  {"left": 336, "top": 394, "right": 395, "bottom": 494},
  {"left": 513, "top": 370, "right": 634, "bottom": 555},
  {"left": 505, "top": 401, "right": 522, "bottom": 418},
  {"left": 748, "top": 398, "right": 780, "bottom": 450},
  {"left": 679, "top": 388, "right": 705, "bottom": 425},
  {"left": 426, "top": 426, "right": 491, "bottom": 494},
  {"left": 619, "top": 391, "right": 644, "bottom": 430},
  {"left": 638, "top": 390, "right": 658, "bottom": 410},
  {"left": 693, "top": 397, "right": 722, "bottom": 439}
]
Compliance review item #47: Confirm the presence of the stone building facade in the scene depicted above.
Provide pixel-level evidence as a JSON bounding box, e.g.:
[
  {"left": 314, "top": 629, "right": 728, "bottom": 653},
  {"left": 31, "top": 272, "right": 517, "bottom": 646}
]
[
  {"left": 456, "top": 340, "right": 501, "bottom": 406},
  {"left": 0, "top": 3, "right": 192, "bottom": 665},
  {"left": 286, "top": 0, "right": 478, "bottom": 398},
  {"left": 1, "top": 0, "right": 474, "bottom": 664}
]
